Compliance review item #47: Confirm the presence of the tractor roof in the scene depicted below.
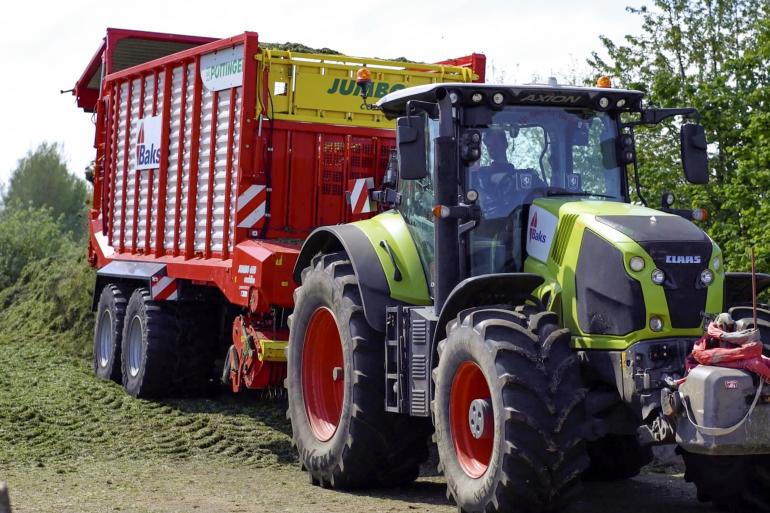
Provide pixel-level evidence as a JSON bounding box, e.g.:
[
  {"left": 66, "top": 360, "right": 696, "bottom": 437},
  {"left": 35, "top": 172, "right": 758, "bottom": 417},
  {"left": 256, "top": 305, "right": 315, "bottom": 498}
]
[{"left": 377, "top": 82, "right": 646, "bottom": 120}]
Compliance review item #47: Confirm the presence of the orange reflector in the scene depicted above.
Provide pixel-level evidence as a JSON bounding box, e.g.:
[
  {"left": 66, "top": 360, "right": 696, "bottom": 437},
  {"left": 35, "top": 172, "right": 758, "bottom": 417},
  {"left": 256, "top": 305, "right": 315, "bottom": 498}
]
[
  {"left": 692, "top": 208, "right": 709, "bottom": 222},
  {"left": 597, "top": 76, "right": 612, "bottom": 88},
  {"left": 432, "top": 205, "right": 450, "bottom": 218},
  {"left": 356, "top": 68, "right": 372, "bottom": 85}
]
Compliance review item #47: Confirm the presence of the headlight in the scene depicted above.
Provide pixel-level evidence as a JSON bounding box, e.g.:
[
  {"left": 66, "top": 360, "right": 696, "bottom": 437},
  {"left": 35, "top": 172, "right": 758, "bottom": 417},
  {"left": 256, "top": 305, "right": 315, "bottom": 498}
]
[
  {"left": 700, "top": 269, "right": 714, "bottom": 286},
  {"left": 629, "top": 256, "right": 645, "bottom": 272},
  {"left": 651, "top": 268, "right": 665, "bottom": 285},
  {"left": 650, "top": 316, "right": 664, "bottom": 332}
]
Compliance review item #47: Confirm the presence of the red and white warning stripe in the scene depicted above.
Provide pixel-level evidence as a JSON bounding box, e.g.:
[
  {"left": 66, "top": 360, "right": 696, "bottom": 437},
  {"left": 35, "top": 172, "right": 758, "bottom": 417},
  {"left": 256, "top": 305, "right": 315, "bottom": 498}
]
[
  {"left": 151, "top": 276, "right": 178, "bottom": 301},
  {"left": 236, "top": 184, "right": 267, "bottom": 229},
  {"left": 348, "top": 177, "right": 374, "bottom": 214}
]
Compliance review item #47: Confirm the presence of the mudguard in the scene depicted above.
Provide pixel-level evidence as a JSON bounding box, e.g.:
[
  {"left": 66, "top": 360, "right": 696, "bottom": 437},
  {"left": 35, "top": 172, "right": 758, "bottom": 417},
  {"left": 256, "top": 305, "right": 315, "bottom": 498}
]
[
  {"left": 433, "top": 273, "right": 545, "bottom": 346},
  {"left": 293, "top": 224, "right": 397, "bottom": 332},
  {"left": 724, "top": 272, "right": 770, "bottom": 308},
  {"left": 294, "top": 212, "right": 432, "bottom": 332}
]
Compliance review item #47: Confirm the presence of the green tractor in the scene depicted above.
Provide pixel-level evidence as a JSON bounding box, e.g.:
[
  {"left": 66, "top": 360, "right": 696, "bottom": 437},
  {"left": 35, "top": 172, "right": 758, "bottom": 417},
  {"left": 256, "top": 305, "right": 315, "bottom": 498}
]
[{"left": 286, "top": 79, "right": 770, "bottom": 512}]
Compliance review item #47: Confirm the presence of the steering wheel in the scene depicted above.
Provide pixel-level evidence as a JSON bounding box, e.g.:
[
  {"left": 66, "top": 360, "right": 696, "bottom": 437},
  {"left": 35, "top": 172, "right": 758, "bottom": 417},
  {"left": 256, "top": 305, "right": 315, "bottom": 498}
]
[{"left": 496, "top": 173, "right": 519, "bottom": 198}]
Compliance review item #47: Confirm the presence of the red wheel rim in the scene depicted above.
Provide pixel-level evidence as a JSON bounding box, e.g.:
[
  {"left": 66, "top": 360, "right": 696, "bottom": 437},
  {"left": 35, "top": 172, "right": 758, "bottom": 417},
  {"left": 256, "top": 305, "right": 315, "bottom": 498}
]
[
  {"left": 302, "top": 306, "right": 344, "bottom": 442},
  {"left": 450, "top": 361, "right": 493, "bottom": 478}
]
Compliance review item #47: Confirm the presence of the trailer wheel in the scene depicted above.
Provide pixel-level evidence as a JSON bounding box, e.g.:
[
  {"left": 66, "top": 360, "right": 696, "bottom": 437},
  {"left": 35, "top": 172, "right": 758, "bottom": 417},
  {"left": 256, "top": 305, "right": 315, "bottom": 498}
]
[
  {"left": 121, "top": 288, "right": 177, "bottom": 398},
  {"left": 582, "top": 434, "right": 653, "bottom": 481},
  {"left": 286, "top": 252, "right": 432, "bottom": 488},
  {"left": 680, "top": 449, "right": 770, "bottom": 510},
  {"left": 93, "top": 284, "right": 127, "bottom": 382},
  {"left": 433, "top": 306, "right": 588, "bottom": 513}
]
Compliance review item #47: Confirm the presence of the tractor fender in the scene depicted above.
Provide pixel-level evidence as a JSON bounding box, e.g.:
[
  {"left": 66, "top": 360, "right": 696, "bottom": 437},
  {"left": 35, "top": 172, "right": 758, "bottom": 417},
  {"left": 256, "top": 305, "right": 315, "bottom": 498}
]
[
  {"left": 724, "top": 271, "right": 770, "bottom": 308},
  {"left": 433, "top": 273, "right": 545, "bottom": 347},
  {"left": 293, "top": 224, "right": 400, "bottom": 332}
]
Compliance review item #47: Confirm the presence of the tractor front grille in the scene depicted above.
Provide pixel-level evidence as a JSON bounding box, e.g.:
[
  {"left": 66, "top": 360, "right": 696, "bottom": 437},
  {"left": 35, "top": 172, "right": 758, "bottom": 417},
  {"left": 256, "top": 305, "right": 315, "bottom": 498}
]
[{"left": 639, "top": 241, "right": 713, "bottom": 328}]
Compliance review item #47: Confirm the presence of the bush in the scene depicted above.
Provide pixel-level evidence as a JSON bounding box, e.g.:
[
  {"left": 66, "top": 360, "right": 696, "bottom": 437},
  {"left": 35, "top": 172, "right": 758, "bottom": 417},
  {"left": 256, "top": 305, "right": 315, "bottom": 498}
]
[
  {"left": 0, "top": 244, "right": 94, "bottom": 357},
  {"left": 0, "top": 206, "right": 72, "bottom": 290}
]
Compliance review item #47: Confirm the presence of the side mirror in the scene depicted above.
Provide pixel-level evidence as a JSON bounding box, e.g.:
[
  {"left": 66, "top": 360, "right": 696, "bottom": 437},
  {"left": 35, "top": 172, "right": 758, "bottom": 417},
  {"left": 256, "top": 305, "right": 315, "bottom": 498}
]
[
  {"left": 396, "top": 115, "right": 428, "bottom": 180},
  {"left": 681, "top": 124, "right": 708, "bottom": 184}
]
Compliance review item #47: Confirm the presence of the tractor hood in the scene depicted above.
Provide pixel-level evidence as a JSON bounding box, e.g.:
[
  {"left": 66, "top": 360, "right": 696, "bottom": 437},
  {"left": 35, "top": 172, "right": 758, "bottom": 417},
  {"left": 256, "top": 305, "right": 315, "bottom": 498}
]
[{"left": 525, "top": 199, "right": 723, "bottom": 346}]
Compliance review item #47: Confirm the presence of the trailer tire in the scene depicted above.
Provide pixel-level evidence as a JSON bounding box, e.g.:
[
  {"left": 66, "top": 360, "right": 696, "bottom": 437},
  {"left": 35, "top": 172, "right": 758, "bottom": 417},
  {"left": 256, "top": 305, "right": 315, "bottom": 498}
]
[
  {"left": 93, "top": 284, "right": 127, "bottom": 382},
  {"left": 582, "top": 434, "right": 653, "bottom": 481},
  {"left": 680, "top": 449, "right": 770, "bottom": 511},
  {"left": 121, "top": 288, "right": 178, "bottom": 398},
  {"left": 433, "top": 306, "right": 588, "bottom": 513},
  {"left": 286, "top": 252, "right": 432, "bottom": 488}
]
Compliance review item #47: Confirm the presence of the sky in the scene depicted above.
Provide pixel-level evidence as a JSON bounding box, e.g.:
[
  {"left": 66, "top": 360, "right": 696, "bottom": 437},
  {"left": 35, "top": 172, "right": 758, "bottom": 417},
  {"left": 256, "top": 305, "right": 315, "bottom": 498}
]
[{"left": 0, "top": 0, "right": 643, "bottom": 186}]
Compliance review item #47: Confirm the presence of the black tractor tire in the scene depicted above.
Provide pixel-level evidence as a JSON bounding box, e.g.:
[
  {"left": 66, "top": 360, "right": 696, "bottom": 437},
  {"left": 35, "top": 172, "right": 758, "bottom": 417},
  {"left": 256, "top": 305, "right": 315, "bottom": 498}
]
[
  {"left": 121, "top": 288, "right": 220, "bottom": 398},
  {"left": 680, "top": 449, "right": 770, "bottom": 511},
  {"left": 582, "top": 434, "right": 653, "bottom": 481},
  {"left": 93, "top": 284, "right": 127, "bottom": 382},
  {"left": 173, "top": 302, "right": 222, "bottom": 395},
  {"left": 433, "top": 306, "right": 589, "bottom": 513},
  {"left": 286, "top": 252, "right": 432, "bottom": 488},
  {"left": 121, "top": 288, "right": 179, "bottom": 398}
]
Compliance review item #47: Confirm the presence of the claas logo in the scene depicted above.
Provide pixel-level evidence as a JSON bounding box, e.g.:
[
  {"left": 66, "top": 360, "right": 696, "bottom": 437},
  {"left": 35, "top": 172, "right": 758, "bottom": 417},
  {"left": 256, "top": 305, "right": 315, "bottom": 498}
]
[
  {"left": 136, "top": 122, "right": 161, "bottom": 168},
  {"left": 326, "top": 78, "right": 406, "bottom": 99}
]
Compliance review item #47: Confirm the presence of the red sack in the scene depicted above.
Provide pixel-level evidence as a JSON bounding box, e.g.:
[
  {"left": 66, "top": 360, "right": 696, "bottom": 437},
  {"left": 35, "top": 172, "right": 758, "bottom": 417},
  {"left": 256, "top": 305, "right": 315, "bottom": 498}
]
[{"left": 688, "top": 322, "right": 770, "bottom": 381}]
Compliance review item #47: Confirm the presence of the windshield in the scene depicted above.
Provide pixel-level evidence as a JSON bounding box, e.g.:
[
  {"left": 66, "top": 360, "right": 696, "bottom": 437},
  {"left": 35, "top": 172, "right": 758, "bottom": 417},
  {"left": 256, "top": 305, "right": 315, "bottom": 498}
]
[{"left": 466, "top": 106, "right": 624, "bottom": 219}]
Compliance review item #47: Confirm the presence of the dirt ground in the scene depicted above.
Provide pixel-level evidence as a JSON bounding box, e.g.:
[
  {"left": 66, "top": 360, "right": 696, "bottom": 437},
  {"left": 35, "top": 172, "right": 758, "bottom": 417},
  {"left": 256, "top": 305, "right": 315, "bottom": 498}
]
[
  {"left": 0, "top": 257, "right": 715, "bottom": 513},
  {"left": 1, "top": 455, "right": 709, "bottom": 513}
]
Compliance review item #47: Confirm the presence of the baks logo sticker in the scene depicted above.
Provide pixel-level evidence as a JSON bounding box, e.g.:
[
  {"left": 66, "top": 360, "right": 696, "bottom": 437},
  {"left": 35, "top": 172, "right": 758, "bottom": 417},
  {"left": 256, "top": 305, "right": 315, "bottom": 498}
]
[
  {"left": 135, "top": 115, "right": 162, "bottom": 171},
  {"left": 526, "top": 206, "right": 558, "bottom": 263}
]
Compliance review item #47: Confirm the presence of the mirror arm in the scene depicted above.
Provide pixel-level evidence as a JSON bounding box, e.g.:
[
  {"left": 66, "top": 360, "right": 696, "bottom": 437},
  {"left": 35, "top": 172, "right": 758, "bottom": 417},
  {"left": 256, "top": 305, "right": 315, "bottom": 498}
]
[
  {"left": 405, "top": 100, "right": 439, "bottom": 118},
  {"left": 370, "top": 188, "right": 400, "bottom": 207},
  {"left": 634, "top": 107, "right": 701, "bottom": 126},
  {"left": 627, "top": 125, "right": 648, "bottom": 207}
]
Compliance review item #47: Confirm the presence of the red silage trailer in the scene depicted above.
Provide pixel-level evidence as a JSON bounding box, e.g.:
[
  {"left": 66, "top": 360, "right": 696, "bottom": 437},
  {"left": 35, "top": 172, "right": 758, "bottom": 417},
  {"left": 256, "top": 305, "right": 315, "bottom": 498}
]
[{"left": 75, "top": 28, "right": 484, "bottom": 396}]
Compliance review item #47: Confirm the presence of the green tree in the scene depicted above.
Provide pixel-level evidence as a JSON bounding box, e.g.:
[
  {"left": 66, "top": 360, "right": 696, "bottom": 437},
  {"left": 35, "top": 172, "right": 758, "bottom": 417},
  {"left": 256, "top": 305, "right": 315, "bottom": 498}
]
[
  {"left": 588, "top": 0, "right": 770, "bottom": 271},
  {"left": 3, "top": 143, "right": 90, "bottom": 238}
]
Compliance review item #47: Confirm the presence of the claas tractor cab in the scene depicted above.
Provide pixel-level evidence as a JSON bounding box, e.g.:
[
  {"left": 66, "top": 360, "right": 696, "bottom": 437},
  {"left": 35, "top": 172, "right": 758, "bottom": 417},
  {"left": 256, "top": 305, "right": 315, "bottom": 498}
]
[{"left": 287, "top": 77, "right": 770, "bottom": 512}]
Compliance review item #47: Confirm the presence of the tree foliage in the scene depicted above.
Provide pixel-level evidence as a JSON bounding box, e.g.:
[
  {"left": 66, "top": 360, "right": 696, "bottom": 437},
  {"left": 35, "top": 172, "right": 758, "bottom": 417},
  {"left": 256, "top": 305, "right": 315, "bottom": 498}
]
[
  {"left": 3, "top": 143, "right": 89, "bottom": 238},
  {"left": 589, "top": 0, "right": 770, "bottom": 272}
]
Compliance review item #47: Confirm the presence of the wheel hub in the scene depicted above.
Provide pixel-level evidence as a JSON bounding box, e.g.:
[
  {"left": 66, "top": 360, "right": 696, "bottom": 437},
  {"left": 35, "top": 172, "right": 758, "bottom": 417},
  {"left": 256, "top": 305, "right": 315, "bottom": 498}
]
[
  {"left": 96, "top": 310, "right": 113, "bottom": 368},
  {"left": 450, "top": 361, "right": 494, "bottom": 478},
  {"left": 468, "top": 398, "right": 492, "bottom": 439},
  {"left": 301, "top": 307, "right": 344, "bottom": 442}
]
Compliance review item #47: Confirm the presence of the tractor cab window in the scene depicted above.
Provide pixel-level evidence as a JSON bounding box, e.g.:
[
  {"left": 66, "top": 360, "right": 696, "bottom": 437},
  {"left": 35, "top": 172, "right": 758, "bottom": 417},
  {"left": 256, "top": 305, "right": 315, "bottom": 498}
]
[
  {"left": 466, "top": 106, "right": 623, "bottom": 275},
  {"left": 398, "top": 117, "right": 439, "bottom": 289}
]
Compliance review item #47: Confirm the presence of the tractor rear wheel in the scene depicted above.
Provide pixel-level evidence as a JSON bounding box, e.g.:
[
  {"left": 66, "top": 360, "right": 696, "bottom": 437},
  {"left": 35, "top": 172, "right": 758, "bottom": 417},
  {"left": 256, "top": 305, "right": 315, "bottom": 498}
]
[
  {"left": 680, "top": 449, "right": 770, "bottom": 511},
  {"left": 93, "top": 284, "right": 127, "bottom": 382},
  {"left": 582, "top": 434, "right": 653, "bottom": 481},
  {"left": 286, "top": 252, "right": 432, "bottom": 488},
  {"left": 433, "top": 306, "right": 588, "bottom": 513}
]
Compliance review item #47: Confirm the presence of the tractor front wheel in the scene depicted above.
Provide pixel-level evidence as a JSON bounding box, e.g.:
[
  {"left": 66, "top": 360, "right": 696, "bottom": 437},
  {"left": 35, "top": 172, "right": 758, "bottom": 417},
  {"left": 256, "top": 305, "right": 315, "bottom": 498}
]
[
  {"left": 433, "top": 306, "right": 588, "bottom": 513},
  {"left": 582, "top": 434, "right": 653, "bottom": 481},
  {"left": 286, "top": 252, "right": 432, "bottom": 488},
  {"left": 680, "top": 448, "right": 770, "bottom": 510}
]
